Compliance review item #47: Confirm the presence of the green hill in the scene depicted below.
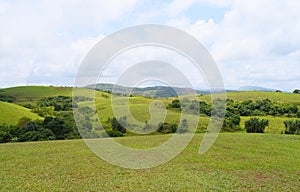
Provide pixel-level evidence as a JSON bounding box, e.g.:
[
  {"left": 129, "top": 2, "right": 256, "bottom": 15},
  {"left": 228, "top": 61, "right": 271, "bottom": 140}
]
[
  {"left": 0, "top": 86, "right": 73, "bottom": 105},
  {"left": 0, "top": 101, "right": 42, "bottom": 125},
  {"left": 199, "top": 91, "right": 300, "bottom": 106}
]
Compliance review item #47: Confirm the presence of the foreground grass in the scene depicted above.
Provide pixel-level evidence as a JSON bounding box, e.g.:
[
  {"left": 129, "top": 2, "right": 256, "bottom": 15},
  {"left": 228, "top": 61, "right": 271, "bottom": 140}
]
[{"left": 1, "top": 133, "right": 299, "bottom": 191}]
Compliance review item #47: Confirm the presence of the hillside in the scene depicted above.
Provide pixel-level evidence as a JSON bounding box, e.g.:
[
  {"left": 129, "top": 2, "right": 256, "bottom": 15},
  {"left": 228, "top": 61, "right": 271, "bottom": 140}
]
[
  {"left": 87, "top": 83, "right": 205, "bottom": 97},
  {"left": 0, "top": 85, "right": 299, "bottom": 135},
  {"left": 199, "top": 91, "right": 300, "bottom": 106},
  {"left": 0, "top": 101, "right": 42, "bottom": 125},
  {"left": 0, "top": 86, "right": 73, "bottom": 105}
]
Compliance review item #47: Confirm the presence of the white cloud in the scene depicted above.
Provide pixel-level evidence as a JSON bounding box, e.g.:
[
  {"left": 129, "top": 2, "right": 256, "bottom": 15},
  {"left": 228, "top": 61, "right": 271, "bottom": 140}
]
[
  {"left": 172, "top": 0, "right": 300, "bottom": 91},
  {"left": 0, "top": 0, "right": 139, "bottom": 87},
  {"left": 0, "top": 0, "right": 299, "bottom": 91}
]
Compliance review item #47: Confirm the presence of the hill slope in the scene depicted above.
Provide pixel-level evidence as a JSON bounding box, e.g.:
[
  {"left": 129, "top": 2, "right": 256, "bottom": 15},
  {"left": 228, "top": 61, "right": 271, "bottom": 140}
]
[
  {"left": 199, "top": 91, "right": 300, "bottom": 106},
  {"left": 0, "top": 101, "right": 42, "bottom": 125},
  {"left": 0, "top": 86, "right": 73, "bottom": 105}
]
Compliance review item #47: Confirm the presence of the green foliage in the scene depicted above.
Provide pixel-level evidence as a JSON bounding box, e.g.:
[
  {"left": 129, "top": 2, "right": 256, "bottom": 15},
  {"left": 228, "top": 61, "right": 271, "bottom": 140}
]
[
  {"left": 38, "top": 96, "right": 74, "bottom": 111},
  {"left": 222, "top": 113, "right": 242, "bottom": 132},
  {"left": 0, "top": 125, "right": 12, "bottom": 143},
  {"left": 0, "top": 94, "right": 16, "bottom": 102},
  {"left": 284, "top": 120, "right": 300, "bottom": 135},
  {"left": 157, "top": 122, "right": 177, "bottom": 134},
  {"left": 293, "top": 89, "right": 300, "bottom": 94},
  {"left": 110, "top": 116, "right": 127, "bottom": 134},
  {"left": 245, "top": 118, "right": 269, "bottom": 133},
  {"left": 104, "top": 130, "right": 124, "bottom": 137},
  {"left": 32, "top": 106, "right": 56, "bottom": 117},
  {"left": 168, "top": 99, "right": 181, "bottom": 108}
]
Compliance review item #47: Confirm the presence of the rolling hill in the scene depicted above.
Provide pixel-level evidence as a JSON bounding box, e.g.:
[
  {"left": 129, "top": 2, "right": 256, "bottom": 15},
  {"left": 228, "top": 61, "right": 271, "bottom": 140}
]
[
  {"left": 0, "top": 86, "right": 73, "bottom": 105},
  {"left": 0, "top": 101, "right": 42, "bottom": 125}
]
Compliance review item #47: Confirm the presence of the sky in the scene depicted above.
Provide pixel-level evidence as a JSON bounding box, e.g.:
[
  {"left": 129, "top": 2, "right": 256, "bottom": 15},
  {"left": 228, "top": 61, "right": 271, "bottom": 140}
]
[{"left": 0, "top": 0, "right": 299, "bottom": 91}]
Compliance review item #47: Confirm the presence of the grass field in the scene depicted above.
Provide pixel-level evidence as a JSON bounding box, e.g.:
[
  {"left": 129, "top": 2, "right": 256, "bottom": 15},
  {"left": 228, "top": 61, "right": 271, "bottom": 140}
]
[
  {"left": 0, "top": 86, "right": 73, "bottom": 105},
  {"left": 199, "top": 91, "right": 300, "bottom": 106},
  {"left": 0, "top": 101, "right": 42, "bottom": 125},
  {"left": 1, "top": 133, "right": 299, "bottom": 191}
]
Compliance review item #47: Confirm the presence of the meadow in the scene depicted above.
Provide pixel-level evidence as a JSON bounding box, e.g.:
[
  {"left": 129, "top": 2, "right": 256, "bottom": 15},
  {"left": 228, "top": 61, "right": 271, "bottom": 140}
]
[
  {"left": 0, "top": 101, "right": 42, "bottom": 125},
  {"left": 0, "top": 86, "right": 299, "bottom": 191},
  {"left": 1, "top": 133, "right": 299, "bottom": 191}
]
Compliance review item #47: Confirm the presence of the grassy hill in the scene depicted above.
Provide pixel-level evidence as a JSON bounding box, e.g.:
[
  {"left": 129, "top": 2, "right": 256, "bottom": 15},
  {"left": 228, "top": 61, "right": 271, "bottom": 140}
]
[
  {"left": 199, "top": 91, "right": 300, "bottom": 106},
  {"left": 1, "top": 86, "right": 299, "bottom": 134},
  {"left": 0, "top": 101, "right": 42, "bottom": 125},
  {"left": 0, "top": 86, "right": 73, "bottom": 105},
  {"left": 0, "top": 133, "right": 299, "bottom": 191}
]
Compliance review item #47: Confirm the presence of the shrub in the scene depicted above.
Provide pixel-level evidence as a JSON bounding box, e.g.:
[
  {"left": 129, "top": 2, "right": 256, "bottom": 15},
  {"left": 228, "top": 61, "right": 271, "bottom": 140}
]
[
  {"left": 0, "top": 130, "right": 11, "bottom": 143},
  {"left": 104, "top": 130, "right": 124, "bottom": 137},
  {"left": 110, "top": 116, "right": 127, "bottom": 133},
  {"left": 245, "top": 118, "right": 269, "bottom": 133},
  {"left": 168, "top": 99, "right": 181, "bottom": 108},
  {"left": 222, "top": 113, "right": 241, "bottom": 132},
  {"left": 284, "top": 120, "right": 300, "bottom": 135},
  {"left": 157, "top": 123, "right": 177, "bottom": 134}
]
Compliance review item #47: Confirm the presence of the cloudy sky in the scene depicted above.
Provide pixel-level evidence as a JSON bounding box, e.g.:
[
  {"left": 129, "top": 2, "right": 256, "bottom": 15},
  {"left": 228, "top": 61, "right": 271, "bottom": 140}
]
[{"left": 0, "top": 0, "right": 299, "bottom": 91}]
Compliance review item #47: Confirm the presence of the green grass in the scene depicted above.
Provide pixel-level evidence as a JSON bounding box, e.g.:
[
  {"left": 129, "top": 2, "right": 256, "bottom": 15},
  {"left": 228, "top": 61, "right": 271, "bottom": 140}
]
[
  {"left": 199, "top": 91, "right": 300, "bottom": 106},
  {"left": 1, "top": 133, "right": 299, "bottom": 191},
  {"left": 0, "top": 86, "right": 73, "bottom": 105},
  {"left": 0, "top": 101, "right": 42, "bottom": 125}
]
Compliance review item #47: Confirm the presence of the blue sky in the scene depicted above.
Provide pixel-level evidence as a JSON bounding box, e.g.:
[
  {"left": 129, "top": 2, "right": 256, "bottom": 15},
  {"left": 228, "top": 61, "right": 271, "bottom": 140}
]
[{"left": 0, "top": 0, "right": 299, "bottom": 91}]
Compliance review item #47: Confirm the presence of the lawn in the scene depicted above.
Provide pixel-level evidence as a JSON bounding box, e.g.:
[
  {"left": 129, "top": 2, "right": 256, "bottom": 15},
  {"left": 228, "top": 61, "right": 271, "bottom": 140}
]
[{"left": 1, "top": 133, "right": 299, "bottom": 191}]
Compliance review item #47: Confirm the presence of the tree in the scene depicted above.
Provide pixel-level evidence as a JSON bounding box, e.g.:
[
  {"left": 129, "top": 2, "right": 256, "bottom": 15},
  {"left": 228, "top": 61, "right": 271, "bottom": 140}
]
[
  {"left": 110, "top": 116, "right": 126, "bottom": 133},
  {"left": 245, "top": 118, "right": 269, "bottom": 133},
  {"left": 293, "top": 89, "right": 300, "bottom": 94}
]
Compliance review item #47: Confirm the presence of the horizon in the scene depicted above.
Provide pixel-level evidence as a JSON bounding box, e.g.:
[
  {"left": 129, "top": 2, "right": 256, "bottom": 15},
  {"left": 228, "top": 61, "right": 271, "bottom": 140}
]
[{"left": 0, "top": 82, "right": 295, "bottom": 93}]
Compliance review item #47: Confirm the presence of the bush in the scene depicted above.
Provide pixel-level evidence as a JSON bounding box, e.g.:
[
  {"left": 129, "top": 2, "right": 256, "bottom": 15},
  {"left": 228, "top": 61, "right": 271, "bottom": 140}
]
[
  {"left": 245, "top": 118, "right": 269, "bottom": 133},
  {"left": 0, "top": 130, "right": 11, "bottom": 143},
  {"left": 168, "top": 99, "right": 181, "bottom": 108},
  {"left": 157, "top": 123, "right": 177, "bottom": 134},
  {"left": 0, "top": 94, "right": 16, "bottom": 102},
  {"left": 222, "top": 113, "right": 241, "bottom": 132},
  {"left": 284, "top": 120, "right": 300, "bottom": 135},
  {"left": 110, "top": 116, "right": 127, "bottom": 133},
  {"left": 19, "top": 131, "right": 44, "bottom": 142},
  {"left": 104, "top": 130, "right": 124, "bottom": 137}
]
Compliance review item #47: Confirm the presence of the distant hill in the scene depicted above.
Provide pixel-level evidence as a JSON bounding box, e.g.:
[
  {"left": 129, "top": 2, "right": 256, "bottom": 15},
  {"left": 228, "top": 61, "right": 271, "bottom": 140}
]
[
  {"left": 86, "top": 83, "right": 233, "bottom": 98},
  {"left": 238, "top": 86, "right": 276, "bottom": 92},
  {"left": 0, "top": 101, "right": 42, "bottom": 125}
]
